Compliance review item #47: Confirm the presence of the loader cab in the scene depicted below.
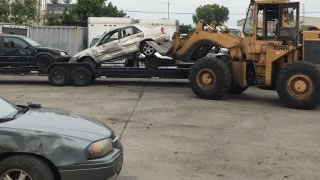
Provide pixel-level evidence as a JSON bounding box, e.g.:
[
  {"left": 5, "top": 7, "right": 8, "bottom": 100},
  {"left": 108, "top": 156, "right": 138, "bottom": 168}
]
[{"left": 243, "top": 2, "right": 299, "bottom": 43}]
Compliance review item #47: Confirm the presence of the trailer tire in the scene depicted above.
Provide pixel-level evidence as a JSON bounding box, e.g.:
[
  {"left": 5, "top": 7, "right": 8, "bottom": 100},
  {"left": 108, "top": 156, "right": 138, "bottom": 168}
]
[
  {"left": 276, "top": 61, "right": 320, "bottom": 110},
  {"left": 189, "top": 57, "right": 231, "bottom": 100},
  {"left": 49, "top": 67, "right": 70, "bottom": 86},
  {"left": 145, "top": 56, "right": 159, "bottom": 70},
  {"left": 70, "top": 67, "right": 92, "bottom": 86}
]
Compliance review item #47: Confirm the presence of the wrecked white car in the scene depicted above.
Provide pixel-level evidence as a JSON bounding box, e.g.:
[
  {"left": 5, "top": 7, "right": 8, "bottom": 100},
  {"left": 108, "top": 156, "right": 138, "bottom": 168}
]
[{"left": 69, "top": 24, "right": 167, "bottom": 67}]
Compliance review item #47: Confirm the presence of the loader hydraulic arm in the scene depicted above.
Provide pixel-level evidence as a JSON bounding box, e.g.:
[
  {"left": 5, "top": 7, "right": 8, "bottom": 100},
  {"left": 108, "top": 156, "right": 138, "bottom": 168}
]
[{"left": 165, "top": 20, "right": 243, "bottom": 61}]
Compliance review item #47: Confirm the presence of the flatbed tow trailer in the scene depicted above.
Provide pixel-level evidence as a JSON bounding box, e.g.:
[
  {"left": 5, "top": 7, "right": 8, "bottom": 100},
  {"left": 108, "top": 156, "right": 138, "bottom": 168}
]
[{"left": 0, "top": 57, "right": 192, "bottom": 86}]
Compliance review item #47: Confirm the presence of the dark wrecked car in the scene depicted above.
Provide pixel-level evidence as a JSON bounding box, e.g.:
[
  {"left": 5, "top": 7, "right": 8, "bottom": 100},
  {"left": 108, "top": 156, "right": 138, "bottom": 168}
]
[
  {"left": 0, "top": 97, "right": 123, "bottom": 180},
  {"left": 0, "top": 34, "right": 71, "bottom": 70}
]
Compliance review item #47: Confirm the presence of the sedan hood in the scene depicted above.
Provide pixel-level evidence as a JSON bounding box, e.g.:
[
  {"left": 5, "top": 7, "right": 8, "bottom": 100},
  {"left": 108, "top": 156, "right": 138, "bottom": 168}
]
[
  {"left": 0, "top": 108, "right": 115, "bottom": 142},
  {"left": 37, "top": 46, "right": 66, "bottom": 53}
]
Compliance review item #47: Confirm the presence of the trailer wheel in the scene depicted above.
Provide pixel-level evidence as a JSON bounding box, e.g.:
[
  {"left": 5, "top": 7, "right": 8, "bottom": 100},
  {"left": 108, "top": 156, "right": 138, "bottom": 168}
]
[
  {"left": 228, "top": 83, "right": 249, "bottom": 94},
  {"left": 70, "top": 67, "right": 92, "bottom": 86},
  {"left": 144, "top": 56, "right": 159, "bottom": 70},
  {"left": 276, "top": 61, "right": 320, "bottom": 110},
  {"left": 49, "top": 67, "right": 70, "bottom": 86},
  {"left": 189, "top": 57, "right": 231, "bottom": 100}
]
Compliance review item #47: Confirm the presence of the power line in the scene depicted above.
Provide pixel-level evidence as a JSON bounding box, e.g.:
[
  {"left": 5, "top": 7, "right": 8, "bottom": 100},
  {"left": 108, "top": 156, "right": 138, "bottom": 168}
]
[{"left": 123, "top": 10, "right": 246, "bottom": 15}]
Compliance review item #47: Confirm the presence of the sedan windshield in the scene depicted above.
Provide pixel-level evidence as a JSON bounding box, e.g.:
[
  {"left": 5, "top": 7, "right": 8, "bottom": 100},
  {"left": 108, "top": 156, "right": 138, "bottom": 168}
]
[
  {"left": 21, "top": 37, "right": 41, "bottom": 47},
  {"left": 0, "top": 98, "right": 19, "bottom": 119}
]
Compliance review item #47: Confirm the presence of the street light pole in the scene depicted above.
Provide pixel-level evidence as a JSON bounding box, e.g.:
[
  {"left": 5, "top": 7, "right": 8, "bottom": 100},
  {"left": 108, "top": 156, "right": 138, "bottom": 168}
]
[{"left": 304, "top": 0, "right": 308, "bottom": 27}]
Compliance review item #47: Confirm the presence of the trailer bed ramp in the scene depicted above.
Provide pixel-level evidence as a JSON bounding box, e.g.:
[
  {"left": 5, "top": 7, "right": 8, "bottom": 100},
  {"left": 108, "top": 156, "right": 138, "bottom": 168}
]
[{"left": 146, "top": 41, "right": 169, "bottom": 56}]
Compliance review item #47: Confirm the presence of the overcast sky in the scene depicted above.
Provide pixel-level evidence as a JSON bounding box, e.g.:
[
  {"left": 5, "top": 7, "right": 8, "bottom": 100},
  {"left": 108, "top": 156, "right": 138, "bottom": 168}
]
[{"left": 108, "top": 0, "right": 320, "bottom": 26}]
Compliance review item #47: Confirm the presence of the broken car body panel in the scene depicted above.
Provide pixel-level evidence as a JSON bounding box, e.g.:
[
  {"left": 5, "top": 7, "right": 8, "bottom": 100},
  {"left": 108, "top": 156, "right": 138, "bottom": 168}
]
[
  {"left": 0, "top": 97, "right": 123, "bottom": 180},
  {"left": 69, "top": 24, "right": 167, "bottom": 64},
  {"left": 0, "top": 107, "right": 114, "bottom": 166}
]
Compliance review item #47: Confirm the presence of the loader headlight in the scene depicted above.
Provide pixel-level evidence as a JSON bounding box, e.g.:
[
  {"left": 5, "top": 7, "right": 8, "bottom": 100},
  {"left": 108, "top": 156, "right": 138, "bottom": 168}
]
[
  {"left": 85, "top": 139, "right": 113, "bottom": 160},
  {"left": 60, "top": 52, "right": 66, "bottom": 56}
]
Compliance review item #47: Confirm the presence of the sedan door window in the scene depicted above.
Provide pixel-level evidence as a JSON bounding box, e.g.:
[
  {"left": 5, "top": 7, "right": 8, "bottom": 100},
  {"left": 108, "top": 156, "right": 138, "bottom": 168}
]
[
  {"left": 98, "top": 30, "right": 119, "bottom": 45},
  {"left": 121, "top": 27, "right": 141, "bottom": 38},
  {"left": 3, "top": 37, "right": 28, "bottom": 49}
]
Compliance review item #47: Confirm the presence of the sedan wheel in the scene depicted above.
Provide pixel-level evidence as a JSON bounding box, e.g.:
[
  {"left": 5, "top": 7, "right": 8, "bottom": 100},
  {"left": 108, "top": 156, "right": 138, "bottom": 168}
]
[
  {"left": 1, "top": 169, "right": 33, "bottom": 180},
  {"left": 37, "top": 55, "right": 53, "bottom": 70},
  {"left": 141, "top": 42, "right": 156, "bottom": 56},
  {"left": 0, "top": 156, "right": 54, "bottom": 180}
]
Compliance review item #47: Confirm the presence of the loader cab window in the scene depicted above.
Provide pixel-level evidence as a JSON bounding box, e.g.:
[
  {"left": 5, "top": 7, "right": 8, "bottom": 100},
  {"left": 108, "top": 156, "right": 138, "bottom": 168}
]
[
  {"left": 279, "top": 5, "right": 299, "bottom": 41},
  {"left": 243, "top": 5, "right": 254, "bottom": 36},
  {"left": 255, "top": 3, "right": 299, "bottom": 41},
  {"left": 256, "top": 4, "right": 280, "bottom": 40}
]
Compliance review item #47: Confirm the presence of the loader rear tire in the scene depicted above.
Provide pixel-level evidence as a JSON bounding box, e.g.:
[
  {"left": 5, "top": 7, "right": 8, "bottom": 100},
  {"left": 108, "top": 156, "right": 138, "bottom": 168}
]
[
  {"left": 276, "top": 61, "right": 320, "bottom": 110},
  {"left": 228, "top": 83, "right": 249, "bottom": 94},
  {"left": 189, "top": 57, "right": 231, "bottom": 100}
]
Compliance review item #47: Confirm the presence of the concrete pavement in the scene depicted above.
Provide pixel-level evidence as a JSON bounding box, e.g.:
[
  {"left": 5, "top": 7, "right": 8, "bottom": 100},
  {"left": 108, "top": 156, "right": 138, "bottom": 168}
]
[{"left": 0, "top": 75, "right": 319, "bottom": 180}]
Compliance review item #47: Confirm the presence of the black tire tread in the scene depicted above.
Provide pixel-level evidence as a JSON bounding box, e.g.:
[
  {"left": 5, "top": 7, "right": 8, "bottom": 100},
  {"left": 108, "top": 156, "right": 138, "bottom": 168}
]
[
  {"left": 70, "top": 67, "right": 92, "bottom": 86},
  {"left": 228, "top": 83, "right": 249, "bottom": 94},
  {"left": 49, "top": 66, "right": 70, "bottom": 86},
  {"left": 189, "top": 56, "right": 232, "bottom": 100},
  {"left": 37, "top": 55, "right": 53, "bottom": 70},
  {"left": 0, "top": 155, "right": 54, "bottom": 180},
  {"left": 276, "top": 61, "right": 320, "bottom": 109}
]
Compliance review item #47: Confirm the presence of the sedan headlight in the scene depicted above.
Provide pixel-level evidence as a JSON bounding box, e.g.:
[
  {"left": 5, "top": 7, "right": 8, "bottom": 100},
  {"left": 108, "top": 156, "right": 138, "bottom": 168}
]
[
  {"left": 60, "top": 52, "right": 66, "bottom": 56},
  {"left": 85, "top": 139, "right": 113, "bottom": 160}
]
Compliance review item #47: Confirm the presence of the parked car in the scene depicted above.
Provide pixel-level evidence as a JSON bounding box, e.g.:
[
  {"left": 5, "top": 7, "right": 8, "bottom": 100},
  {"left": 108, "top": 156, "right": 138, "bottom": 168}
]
[
  {"left": 0, "top": 97, "right": 123, "bottom": 180},
  {"left": 0, "top": 34, "right": 71, "bottom": 70},
  {"left": 69, "top": 24, "right": 167, "bottom": 67}
]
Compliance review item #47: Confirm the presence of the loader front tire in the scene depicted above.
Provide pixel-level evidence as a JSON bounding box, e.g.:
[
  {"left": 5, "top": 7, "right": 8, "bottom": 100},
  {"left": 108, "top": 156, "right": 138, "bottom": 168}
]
[
  {"left": 228, "top": 83, "right": 249, "bottom": 94},
  {"left": 189, "top": 57, "right": 232, "bottom": 100},
  {"left": 276, "top": 61, "right": 320, "bottom": 110}
]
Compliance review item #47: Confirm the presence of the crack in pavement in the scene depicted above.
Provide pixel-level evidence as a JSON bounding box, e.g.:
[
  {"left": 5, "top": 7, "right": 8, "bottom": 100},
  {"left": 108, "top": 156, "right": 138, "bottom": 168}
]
[{"left": 119, "top": 79, "right": 150, "bottom": 140}]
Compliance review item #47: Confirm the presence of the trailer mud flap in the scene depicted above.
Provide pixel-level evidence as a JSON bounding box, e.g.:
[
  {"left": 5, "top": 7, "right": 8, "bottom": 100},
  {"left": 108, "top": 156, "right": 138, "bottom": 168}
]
[{"left": 146, "top": 41, "right": 168, "bottom": 56}]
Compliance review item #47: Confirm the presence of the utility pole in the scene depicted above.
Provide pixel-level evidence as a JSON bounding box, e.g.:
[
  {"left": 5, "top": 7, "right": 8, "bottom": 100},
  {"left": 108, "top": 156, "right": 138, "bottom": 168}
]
[
  {"left": 303, "top": 0, "right": 308, "bottom": 28},
  {"left": 167, "top": 0, "right": 170, "bottom": 19}
]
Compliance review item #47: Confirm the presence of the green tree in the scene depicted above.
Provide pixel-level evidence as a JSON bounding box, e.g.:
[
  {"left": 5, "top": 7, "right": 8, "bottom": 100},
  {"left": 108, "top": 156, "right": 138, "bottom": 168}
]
[
  {"left": 10, "top": 0, "right": 38, "bottom": 26},
  {"left": 0, "top": 0, "right": 11, "bottom": 22},
  {"left": 44, "top": 14, "right": 62, "bottom": 26},
  {"left": 192, "top": 4, "right": 229, "bottom": 24},
  {"left": 179, "top": 24, "right": 195, "bottom": 34},
  {"left": 70, "top": 0, "right": 126, "bottom": 24}
]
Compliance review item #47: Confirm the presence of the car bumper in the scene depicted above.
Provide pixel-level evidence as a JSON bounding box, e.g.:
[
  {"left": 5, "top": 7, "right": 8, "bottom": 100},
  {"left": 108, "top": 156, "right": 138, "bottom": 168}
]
[
  {"left": 58, "top": 148, "right": 123, "bottom": 180},
  {"left": 54, "top": 55, "right": 72, "bottom": 62}
]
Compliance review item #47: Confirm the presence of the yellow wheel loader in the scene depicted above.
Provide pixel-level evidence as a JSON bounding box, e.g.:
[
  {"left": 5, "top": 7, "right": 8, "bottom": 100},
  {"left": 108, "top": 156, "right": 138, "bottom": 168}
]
[{"left": 148, "top": 0, "right": 320, "bottom": 110}]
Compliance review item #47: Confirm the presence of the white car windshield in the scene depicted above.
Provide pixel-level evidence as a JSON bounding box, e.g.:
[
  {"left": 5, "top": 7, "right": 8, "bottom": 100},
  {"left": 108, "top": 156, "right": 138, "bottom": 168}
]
[{"left": 0, "top": 98, "right": 19, "bottom": 119}]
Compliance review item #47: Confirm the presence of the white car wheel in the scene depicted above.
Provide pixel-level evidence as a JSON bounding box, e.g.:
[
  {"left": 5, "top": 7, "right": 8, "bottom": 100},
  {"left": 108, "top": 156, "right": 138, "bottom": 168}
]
[{"left": 141, "top": 42, "right": 156, "bottom": 56}]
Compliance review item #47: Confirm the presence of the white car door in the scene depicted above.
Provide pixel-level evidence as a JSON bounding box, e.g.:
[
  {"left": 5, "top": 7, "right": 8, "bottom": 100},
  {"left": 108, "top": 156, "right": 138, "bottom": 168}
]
[
  {"left": 119, "top": 26, "right": 144, "bottom": 54},
  {"left": 95, "top": 29, "right": 124, "bottom": 61}
]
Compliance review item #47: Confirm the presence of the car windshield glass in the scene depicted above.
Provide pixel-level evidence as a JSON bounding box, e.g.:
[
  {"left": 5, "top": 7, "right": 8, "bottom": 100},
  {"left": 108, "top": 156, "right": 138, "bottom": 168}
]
[
  {"left": 90, "top": 38, "right": 100, "bottom": 47},
  {"left": 0, "top": 98, "right": 19, "bottom": 119},
  {"left": 21, "top": 37, "right": 41, "bottom": 46}
]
